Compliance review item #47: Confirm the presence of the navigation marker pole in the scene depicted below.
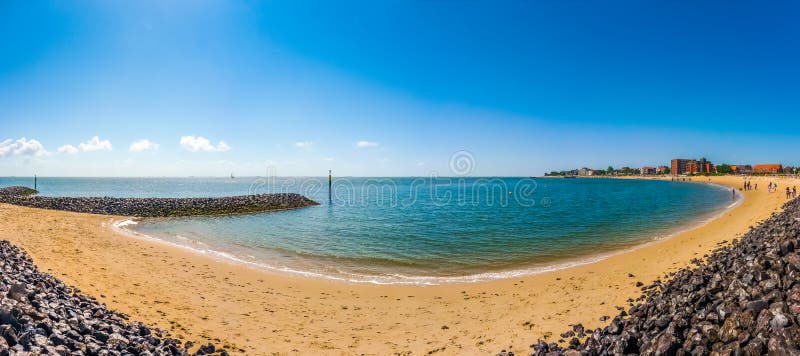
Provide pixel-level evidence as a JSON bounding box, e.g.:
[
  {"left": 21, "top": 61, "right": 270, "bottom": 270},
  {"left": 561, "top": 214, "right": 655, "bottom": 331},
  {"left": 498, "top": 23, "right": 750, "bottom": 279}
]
[
  {"left": 34, "top": 174, "right": 37, "bottom": 190},
  {"left": 328, "top": 170, "right": 332, "bottom": 202}
]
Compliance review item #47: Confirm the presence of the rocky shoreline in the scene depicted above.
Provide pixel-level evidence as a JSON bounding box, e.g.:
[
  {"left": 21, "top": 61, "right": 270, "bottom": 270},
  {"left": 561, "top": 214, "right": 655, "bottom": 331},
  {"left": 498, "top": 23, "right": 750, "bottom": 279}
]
[
  {"left": 0, "top": 186, "right": 318, "bottom": 217},
  {"left": 0, "top": 240, "right": 225, "bottom": 355},
  {"left": 507, "top": 197, "right": 800, "bottom": 355},
  {"left": 0, "top": 187, "right": 38, "bottom": 198}
]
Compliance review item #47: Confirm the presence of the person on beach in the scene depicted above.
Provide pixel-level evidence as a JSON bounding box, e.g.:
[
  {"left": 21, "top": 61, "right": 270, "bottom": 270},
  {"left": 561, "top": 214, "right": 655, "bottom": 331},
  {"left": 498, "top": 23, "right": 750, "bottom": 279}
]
[
  {"left": 794, "top": 186, "right": 797, "bottom": 198},
  {"left": 788, "top": 187, "right": 792, "bottom": 200},
  {"left": 732, "top": 188, "right": 736, "bottom": 201}
]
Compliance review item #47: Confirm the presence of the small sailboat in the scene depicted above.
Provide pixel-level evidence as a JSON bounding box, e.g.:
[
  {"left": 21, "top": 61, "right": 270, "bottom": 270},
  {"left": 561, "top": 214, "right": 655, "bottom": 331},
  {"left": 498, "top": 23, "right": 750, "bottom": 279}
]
[{"left": 230, "top": 173, "right": 235, "bottom": 179}]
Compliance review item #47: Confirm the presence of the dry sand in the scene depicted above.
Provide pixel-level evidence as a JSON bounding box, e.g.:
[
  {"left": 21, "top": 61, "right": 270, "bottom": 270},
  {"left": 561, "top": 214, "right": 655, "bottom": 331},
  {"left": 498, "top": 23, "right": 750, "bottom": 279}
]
[{"left": 0, "top": 175, "right": 797, "bottom": 355}]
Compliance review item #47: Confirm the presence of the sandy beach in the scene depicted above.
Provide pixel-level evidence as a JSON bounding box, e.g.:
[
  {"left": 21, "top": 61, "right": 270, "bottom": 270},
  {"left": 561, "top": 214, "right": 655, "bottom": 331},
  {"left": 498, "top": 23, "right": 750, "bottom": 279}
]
[{"left": 0, "top": 175, "right": 797, "bottom": 355}]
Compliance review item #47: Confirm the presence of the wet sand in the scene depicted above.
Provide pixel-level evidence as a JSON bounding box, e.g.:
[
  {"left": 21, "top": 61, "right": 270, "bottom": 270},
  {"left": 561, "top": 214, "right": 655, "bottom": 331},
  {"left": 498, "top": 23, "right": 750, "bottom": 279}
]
[{"left": 0, "top": 175, "right": 796, "bottom": 355}]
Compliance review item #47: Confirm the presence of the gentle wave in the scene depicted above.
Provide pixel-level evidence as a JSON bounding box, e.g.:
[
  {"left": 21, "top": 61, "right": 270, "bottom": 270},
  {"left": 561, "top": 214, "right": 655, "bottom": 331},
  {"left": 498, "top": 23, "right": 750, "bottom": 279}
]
[{"left": 111, "top": 187, "right": 742, "bottom": 285}]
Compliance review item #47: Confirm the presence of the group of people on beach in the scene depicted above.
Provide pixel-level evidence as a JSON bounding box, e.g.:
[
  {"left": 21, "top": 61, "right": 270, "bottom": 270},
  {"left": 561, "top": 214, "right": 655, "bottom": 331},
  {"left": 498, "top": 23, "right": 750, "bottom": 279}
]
[
  {"left": 768, "top": 181, "right": 778, "bottom": 193},
  {"left": 741, "top": 180, "right": 798, "bottom": 200}
]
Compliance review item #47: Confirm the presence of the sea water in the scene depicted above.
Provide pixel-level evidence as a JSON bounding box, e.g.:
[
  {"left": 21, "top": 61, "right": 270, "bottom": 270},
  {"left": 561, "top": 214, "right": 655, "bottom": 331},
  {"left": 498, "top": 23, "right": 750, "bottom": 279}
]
[{"left": 0, "top": 177, "right": 735, "bottom": 284}]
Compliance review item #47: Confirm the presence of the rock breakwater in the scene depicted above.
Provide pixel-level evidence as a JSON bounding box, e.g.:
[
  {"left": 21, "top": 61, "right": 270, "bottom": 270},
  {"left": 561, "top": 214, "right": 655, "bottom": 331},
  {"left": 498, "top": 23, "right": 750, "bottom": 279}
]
[
  {"left": 0, "top": 187, "right": 37, "bottom": 198},
  {"left": 521, "top": 197, "right": 800, "bottom": 355},
  {"left": 0, "top": 240, "right": 225, "bottom": 355},
  {"left": 0, "top": 186, "right": 318, "bottom": 217}
]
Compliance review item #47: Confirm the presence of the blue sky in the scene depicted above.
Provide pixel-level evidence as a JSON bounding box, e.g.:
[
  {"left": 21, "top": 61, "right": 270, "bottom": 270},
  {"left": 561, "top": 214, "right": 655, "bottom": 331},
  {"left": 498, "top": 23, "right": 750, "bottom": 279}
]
[{"left": 1, "top": 1, "right": 799, "bottom": 176}]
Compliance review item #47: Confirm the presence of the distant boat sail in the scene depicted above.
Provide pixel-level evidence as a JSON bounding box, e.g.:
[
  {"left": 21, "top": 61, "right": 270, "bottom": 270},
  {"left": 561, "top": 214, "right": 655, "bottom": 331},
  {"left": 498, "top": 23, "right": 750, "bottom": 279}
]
[{"left": 230, "top": 173, "right": 235, "bottom": 179}]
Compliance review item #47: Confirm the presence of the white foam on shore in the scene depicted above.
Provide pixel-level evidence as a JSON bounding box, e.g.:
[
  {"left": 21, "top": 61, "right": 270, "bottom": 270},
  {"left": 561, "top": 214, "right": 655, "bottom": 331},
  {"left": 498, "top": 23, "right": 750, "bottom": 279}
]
[
  {"left": 108, "top": 182, "right": 745, "bottom": 286},
  {"left": 113, "top": 219, "right": 138, "bottom": 228}
]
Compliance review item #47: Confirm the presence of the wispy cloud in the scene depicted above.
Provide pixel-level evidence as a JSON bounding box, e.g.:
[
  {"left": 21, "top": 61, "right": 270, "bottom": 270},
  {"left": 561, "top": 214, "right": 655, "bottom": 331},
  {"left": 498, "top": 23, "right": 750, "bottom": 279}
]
[
  {"left": 322, "top": 157, "right": 335, "bottom": 162},
  {"left": 129, "top": 139, "right": 159, "bottom": 152},
  {"left": 78, "top": 136, "right": 113, "bottom": 152},
  {"left": 0, "top": 138, "right": 49, "bottom": 157},
  {"left": 57, "top": 145, "right": 79, "bottom": 154},
  {"left": 180, "top": 136, "right": 230, "bottom": 152},
  {"left": 356, "top": 140, "right": 379, "bottom": 148},
  {"left": 295, "top": 141, "right": 313, "bottom": 150}
]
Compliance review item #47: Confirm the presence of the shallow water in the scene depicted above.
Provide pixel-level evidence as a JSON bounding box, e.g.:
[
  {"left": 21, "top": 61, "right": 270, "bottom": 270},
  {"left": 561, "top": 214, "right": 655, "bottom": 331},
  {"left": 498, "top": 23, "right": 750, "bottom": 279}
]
[{"left": 0, "top": 176, "right": 734, "bottom": 284}]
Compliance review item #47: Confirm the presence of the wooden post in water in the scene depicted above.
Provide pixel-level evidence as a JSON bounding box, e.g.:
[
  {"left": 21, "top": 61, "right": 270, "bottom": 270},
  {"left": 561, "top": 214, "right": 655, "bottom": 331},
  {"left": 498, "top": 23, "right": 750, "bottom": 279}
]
[{"left": 328, "top": 170, "right": 332, "bottom": 202}]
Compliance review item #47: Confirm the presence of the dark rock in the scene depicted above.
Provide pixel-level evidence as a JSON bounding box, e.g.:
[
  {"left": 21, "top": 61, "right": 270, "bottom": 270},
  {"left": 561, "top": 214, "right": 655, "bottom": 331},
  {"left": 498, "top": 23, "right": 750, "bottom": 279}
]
[
  {"left": 0, "top": 240, "right": 224, "bottom": 355},
  {"left": 6, "top": 284, "right": 29, "bottom": 302},
  {"left": 646, "top": 332, "right": 678, "bottom": 355},
  {"left": 197, "top": 343, "right": 216, "bottom": 354},
  {"left": 746, "top": 300, "right": 769, "bottom": 314},
  {"left": 607, "top": 318, "right": 622, "bottom": 335},
  {"left": 770, "top": 313, "right": 790, "bottom": 330}
]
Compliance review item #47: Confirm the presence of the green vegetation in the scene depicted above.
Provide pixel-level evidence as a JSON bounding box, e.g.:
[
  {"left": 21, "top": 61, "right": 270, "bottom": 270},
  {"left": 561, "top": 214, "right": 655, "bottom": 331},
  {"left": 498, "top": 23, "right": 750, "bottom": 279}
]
[{"left": 716, "top": 164, "right": 733, "bottom": 174}]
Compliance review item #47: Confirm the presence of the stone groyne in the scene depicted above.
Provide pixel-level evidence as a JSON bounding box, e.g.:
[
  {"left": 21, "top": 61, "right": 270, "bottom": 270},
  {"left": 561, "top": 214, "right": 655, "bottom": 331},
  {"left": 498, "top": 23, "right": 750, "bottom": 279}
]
[{"left": 0, "top": 186, "right": 319, "bottom": 217}]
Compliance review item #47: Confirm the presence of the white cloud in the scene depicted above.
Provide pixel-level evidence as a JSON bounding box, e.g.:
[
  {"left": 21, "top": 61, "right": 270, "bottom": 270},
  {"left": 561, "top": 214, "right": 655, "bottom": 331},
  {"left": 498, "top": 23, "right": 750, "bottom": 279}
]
[
  {"left": 180, "top": 136, "right": 230, "bottom": 152},
  {"left": 417, "top": 161, "right": 426, "bottom": 166},
  {"left": 78, "top": 136, "right": 113, "bottom": 152},
  {"left": 129, "top": 139, "right": 159, "bottom": 152},
  {"left": 58, "top": 145, "right": 79, "bottom": 154},
  {"left": 0, "top": 138, "right": 49, "bottom": 157},
  {"left": 356, "top": 140, "right": 379, "bottom": 148},
  {"left": 216, "top": 141, "right": 231, "bottom": 152},
  {"left": 295, "top": 141, "right": 313, "bottom": 149},
  {"left": 322, "top": 157, "right": 335, "bottom": 162}
]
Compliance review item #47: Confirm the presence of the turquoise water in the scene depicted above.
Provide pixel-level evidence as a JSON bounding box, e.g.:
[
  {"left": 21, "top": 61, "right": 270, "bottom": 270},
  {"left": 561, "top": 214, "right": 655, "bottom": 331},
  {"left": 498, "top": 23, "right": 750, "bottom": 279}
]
[{"left": 0, "top": 177, "right": 736, "bottom": 284}]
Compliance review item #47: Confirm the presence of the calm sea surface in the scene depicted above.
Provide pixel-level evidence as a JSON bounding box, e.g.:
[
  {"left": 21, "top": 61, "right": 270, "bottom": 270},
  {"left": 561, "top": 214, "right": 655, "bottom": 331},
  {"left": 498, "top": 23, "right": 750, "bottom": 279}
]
[{"left": 0, "top": 177, "right": 736, "bottom": 284}]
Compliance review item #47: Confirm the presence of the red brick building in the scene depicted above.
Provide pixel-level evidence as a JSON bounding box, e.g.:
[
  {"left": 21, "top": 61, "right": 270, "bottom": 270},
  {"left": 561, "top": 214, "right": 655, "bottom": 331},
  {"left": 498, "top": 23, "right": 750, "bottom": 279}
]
[
  {"left": 753, "top": 164, "right": 783, "bottom": 174},
  {"left": 671, "top": 157, "right": 714, "bottom": 175}
]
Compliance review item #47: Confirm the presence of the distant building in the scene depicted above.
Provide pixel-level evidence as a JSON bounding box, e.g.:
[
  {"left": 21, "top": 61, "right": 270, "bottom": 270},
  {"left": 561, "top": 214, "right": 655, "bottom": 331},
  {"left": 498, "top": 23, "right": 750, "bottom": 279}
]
[
  {"left": 686, "top": 160, "right": 698, "bottom": 174},
  {"left": 672, "top": 159, "right": 689, "bottom": 175},
  {"left": 656, "top": 166, "right": 669, "bottom": 174},
  {"left": 753, "top": 164, "right": 783, "bottom": 174},
  {"left": 577, "top": 168, "right": 603, "bottom": 176},
  {"left": 671, "top": 157, "right": 714, "bottom": 175},
  {"left": 730, "top": 165, "right": 751, "bottom": 175},
  {"left": 641, "top": 166, "right": 656, "bottom": 175},
  {"left": 696, "top": 157, "right": 715, "bottom": 174}
]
